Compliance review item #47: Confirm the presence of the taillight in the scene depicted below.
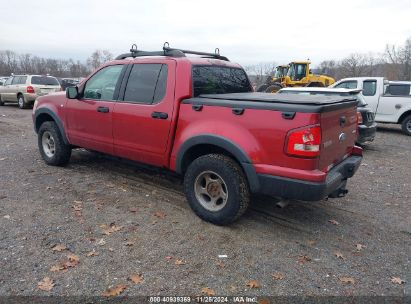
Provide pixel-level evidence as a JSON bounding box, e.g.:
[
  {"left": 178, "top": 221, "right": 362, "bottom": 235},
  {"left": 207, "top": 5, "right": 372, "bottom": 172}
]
[
  {"left": 286, "top": 125, "right": 321, "bottom": 158},
  {"left": 357, "top": 112, "right": 363, "bottom": 124},
  {"left": 27, "top": 86, "right": 35, "bottom": 93}
]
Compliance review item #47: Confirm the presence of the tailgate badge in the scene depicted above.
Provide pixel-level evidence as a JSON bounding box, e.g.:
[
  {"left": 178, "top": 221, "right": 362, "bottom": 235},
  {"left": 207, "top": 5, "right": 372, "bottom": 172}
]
[{"left": 339, "top": 132, "right": 347, "bottom": 142}]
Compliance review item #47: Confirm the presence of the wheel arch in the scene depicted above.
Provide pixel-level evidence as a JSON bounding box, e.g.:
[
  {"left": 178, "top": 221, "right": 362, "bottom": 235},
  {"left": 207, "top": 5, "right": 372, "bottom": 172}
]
[
  {"left": 34, "top": 108, "right": 69, "bottom": 145},
  {"left": 398, "top": 109, "right": 411, "bottom": 124},
  {"left": 175, "top": 135, "right": 260, "bottom": 192}
]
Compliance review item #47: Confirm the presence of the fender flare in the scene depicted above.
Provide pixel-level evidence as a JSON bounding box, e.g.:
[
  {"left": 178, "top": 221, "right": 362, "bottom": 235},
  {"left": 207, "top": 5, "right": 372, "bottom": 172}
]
[
  {"left": 34, "top": 108, "right": 69, "bottom": 145},
  {"left": 175, "top": 134, "right": 260, "bottom": 192}
]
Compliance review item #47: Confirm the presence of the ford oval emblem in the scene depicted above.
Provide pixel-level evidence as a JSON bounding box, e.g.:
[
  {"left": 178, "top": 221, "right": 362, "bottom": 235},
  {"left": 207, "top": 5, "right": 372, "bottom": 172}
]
[{"left": 339, "top": 132, "right": 347, "bottom": 142}]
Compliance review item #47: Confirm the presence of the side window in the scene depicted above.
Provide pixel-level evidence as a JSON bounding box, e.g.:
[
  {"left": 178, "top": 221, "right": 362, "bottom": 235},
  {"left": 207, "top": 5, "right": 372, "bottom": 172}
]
[
  {"left": 334, "top": 81, "right": 358, "bottom": 89},
  {"left": 83, "top": 65, "right": 124, "bottom": 100},
  {"left": 5, "top": 77, "right": 12, "bottom": 85},
  {"left": 123, "top": 64, "right": 166, "bottom": 104},
  {"left": 296, "top": 64, "right": 306, "bottom": 80},
  {"left": 153, "top": 65, "right": 168, "bottom": 103},
  {"left": 386, "top": 84, "right": 410, "bottom": 96},
  {"left": 362, "top": 80, "right": 377, "bottom": 96},
  {"left": 19, "top": 76, "right": 27, "bottom": 85},
  {"left": 11, "top": 77, "right": 20, "bottom": 85}
]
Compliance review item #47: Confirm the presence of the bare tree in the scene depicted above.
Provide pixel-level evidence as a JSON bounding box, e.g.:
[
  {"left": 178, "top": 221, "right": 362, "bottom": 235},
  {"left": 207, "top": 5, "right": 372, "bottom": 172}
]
[
  {"left": 87, "top": 49, "right": 113, "bottom": 71},
  {"left": 244, "top": 62, "right": 277, "bottom": 87}
]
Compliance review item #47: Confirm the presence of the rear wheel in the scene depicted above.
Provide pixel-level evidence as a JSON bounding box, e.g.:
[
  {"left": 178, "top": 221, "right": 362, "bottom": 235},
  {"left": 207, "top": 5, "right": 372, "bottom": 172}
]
[
  {"left": 183, "top": 154, "right": 250, "bottom": 225},
  {"left": 401, "top": 115, "right": 411, "bottom": 136},
  {"left": 17, "top": 94, "right": 27, "bottom": 109},
  {"left": 0, "top": 95, "right": 4, "bottom": 106},
  {"left": 38, "top": 121, "right": 71, "bottom": 166}
]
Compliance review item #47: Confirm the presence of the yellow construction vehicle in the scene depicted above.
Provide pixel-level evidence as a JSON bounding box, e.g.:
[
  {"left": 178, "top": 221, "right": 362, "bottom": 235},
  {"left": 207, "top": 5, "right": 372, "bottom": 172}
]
[{"left": 257, "top": 61, "right": 335, "bottom": 93}]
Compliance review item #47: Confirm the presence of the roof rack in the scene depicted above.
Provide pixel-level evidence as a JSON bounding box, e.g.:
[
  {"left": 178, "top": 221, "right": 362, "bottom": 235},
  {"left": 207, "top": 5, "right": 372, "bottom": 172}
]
[{"left": 115, "top": 42, "right": 229, "bottom": 61}]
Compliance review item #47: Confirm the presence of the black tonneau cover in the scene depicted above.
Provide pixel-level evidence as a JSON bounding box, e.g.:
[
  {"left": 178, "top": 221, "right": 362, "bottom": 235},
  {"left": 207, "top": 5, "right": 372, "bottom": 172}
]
[{"left": 183, "top": 92, "right": 358, "bottom": 113}]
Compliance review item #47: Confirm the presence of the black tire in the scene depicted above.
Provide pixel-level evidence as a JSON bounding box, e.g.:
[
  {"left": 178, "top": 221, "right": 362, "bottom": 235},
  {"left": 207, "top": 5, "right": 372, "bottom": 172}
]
[
  {"left": 256, "top": 84, "right": 269, "bottom": 92},
  {"left": 38, "top": 121, "right": 71, "bottom": 166},
  {"left": 0, "top": 95, "right": 4, "bottom": 106},
  {"left": 401, "top": 115, "right": 411, "bottom": 136},
  {"left": 183, "top": 154, "right": 250, "bottom": 225},
  {"left": 265, "top": 84, "right": 282, "bottom": 93},
  {"left": 17, "top": 94, "right": 27, "bottom": 109}
]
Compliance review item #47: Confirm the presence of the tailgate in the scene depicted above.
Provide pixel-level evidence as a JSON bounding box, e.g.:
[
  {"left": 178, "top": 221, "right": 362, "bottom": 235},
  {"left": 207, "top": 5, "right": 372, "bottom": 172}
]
[{"left": 319, "top": 106, "right": 358, "bottom": 171}]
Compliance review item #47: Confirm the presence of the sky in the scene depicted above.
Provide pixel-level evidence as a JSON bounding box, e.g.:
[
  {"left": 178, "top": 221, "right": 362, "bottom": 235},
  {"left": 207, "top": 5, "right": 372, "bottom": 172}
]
[{"left": 0, "top": 0, "right": 410, "bottom": 67}]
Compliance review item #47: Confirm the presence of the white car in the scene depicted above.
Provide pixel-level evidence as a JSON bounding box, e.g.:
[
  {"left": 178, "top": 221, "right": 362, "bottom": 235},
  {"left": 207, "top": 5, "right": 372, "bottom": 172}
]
[{"left": 332, "top": 77, "right": 411, "bottom": 135}]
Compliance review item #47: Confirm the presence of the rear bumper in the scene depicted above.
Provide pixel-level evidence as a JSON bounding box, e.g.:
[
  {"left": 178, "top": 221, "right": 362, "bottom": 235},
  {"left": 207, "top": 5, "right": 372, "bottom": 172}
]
[
  {"left": 357, "top": 122, "right": 377, "bottom": 144},
  {"left": 257, "top": 155, "right": 362, "bottom": 201}
]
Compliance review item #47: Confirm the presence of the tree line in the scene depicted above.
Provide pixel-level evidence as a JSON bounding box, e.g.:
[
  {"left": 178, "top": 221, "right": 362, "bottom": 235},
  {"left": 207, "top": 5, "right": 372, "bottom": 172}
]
[
  {"left": 245, "top": 36, "right": 411, "bottom": 86},
  {"left": 1, "top": 37, "right": 410, "bottom": 82},
  {"left": 0, "top": 49, "right": 113, "bottom": 78}
]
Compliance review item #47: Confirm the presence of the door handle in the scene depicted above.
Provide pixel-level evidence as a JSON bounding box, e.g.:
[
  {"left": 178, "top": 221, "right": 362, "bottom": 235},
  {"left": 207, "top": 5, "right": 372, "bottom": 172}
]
[
  {"left": 97, "top": 106, "right": 109, "bottom": 113},
  {"left": 151, "top": 112, "right": 168, "bottom": 119}
]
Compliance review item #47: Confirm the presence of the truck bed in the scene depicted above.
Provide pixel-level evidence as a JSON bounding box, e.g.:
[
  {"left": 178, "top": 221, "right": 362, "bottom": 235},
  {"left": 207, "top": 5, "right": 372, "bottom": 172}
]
[{"left": 184, "top": 92, "right": 358, "bottom": 113}]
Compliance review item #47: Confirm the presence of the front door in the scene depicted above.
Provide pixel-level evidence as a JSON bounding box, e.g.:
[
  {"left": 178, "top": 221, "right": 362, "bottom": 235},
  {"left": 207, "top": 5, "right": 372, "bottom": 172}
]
[
  {"left": 113, "top": 61, "right": 175, "bottom": 166},
  {"left": 65, "top": 64, "right": 125, "bottom": 154}
]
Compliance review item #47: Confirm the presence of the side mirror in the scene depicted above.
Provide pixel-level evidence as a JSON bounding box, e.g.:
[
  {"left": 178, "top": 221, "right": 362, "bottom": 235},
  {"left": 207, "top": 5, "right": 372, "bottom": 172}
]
[{"left": 66, "top": 86, "right": 78, "bottom": 99}]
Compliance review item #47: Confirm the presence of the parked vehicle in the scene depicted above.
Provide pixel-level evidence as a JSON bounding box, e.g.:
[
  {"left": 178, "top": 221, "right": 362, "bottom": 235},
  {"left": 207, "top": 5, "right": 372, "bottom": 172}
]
[
  {"left": 33, "top": 44, "right": 363, "bottom": 225},
  {"left": 0, "top": 77, "right": 9, "bottom": 86},
  {"left": 60, "top": 78, "right": 80, "bottom": 91},
  {"left": 257, "top": 61, "right": 335, "bottom": 93},
  {"left": 0, "top": 74, "right": 61, "bottom": 109},
  {"left": 278, "top": 87, "right": 377, "bottom": 144},
  {"left": 332, "top": 77, "right": 411, "bottom": 135}
]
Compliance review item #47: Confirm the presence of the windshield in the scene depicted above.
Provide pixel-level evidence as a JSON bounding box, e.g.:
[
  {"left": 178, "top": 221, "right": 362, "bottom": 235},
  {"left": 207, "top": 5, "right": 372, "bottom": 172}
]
[
  {"left": 192, "top": 66, "right": 252, "bottom": 97},
  {"left": 31, "top": 76, "right": 60, "bottom": 86},
  {"left": 287, "top": 63, "right": 306, "bottom": 81}
]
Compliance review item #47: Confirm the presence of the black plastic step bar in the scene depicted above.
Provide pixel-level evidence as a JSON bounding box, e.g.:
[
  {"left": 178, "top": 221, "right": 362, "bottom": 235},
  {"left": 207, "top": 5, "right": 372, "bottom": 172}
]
[{"left": 115, "top": 42, "right": 229, "bottom": 61}]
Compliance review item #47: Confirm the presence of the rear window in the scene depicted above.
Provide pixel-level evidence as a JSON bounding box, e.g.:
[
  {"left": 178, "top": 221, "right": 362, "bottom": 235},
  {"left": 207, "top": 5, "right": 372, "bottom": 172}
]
[
  {"left": 31, "top": 76, "right": 60, "bottom": 86},
  {"left": 192, "top": 66, "right": 252, "bottom": 97}
]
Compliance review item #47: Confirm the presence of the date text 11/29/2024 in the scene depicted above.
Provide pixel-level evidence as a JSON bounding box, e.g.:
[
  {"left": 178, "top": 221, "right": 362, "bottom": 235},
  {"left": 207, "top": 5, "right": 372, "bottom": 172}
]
[{"left": 148, "top": 296, "right": 259, "bottom": 303}]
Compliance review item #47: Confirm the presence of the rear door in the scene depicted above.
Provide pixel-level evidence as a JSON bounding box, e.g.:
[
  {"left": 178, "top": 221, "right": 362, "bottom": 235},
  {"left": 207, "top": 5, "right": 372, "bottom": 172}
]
[
  {"left": 319, "top": 105, "right": 358, "bottom": 171},
  {"left": 8, "top": 76, "right": 21, "bottom": 101},
  {"left": 377, "top": 83, "right": 411, "bottom": 117},
  {"left": 112, "top": 60, "right": 175, "bottom": 166},
  {"left": 65, "top": 64, "right": 126, "bottom": 154}
]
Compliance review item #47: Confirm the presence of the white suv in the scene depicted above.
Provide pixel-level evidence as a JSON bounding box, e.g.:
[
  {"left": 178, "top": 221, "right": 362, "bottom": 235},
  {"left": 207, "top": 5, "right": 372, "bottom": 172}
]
[{"left": 0, "top": 74, "right": 61, "bottom": 109}]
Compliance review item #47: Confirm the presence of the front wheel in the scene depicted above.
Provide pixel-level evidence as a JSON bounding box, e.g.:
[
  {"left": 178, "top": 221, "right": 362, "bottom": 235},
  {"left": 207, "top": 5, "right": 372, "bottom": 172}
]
[
  {"left": 401, "top": 115, "right": 411, "bottom": 136},
  {"left": 183, "top": 154, "right": 250, "bottom": 225},
  {"left": 38, "top": 121, "right": 72, "bottom": 166},
  {"left": 265, "top": 84, "right": 282, "bottom": 93}
]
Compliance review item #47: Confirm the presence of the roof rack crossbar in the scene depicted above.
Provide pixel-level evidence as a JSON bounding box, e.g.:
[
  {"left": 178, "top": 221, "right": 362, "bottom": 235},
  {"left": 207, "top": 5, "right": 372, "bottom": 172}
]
[
  {"left": 163, "top": 46, "right": 229, "bottom": 61},
  {"left": 115, "top": 43, "right": 229, "bottom": 61}
]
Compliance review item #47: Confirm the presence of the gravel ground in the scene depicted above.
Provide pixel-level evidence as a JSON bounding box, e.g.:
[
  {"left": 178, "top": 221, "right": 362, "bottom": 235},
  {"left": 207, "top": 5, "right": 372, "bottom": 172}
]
[{"left": 0, "top": 105, "right": 410, "bottom": 300}]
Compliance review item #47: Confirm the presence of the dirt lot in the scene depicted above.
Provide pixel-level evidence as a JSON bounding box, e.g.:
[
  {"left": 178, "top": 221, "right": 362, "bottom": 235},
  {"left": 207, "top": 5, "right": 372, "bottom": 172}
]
[{"left": 0, "top": 105, "right": 410, "bottom": 300}]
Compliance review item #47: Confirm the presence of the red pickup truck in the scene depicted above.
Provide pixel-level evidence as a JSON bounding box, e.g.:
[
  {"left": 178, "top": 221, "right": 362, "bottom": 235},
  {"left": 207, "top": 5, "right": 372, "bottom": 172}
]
[{"left": 33, "top": 45, "right": 362, "bottom": 225}]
